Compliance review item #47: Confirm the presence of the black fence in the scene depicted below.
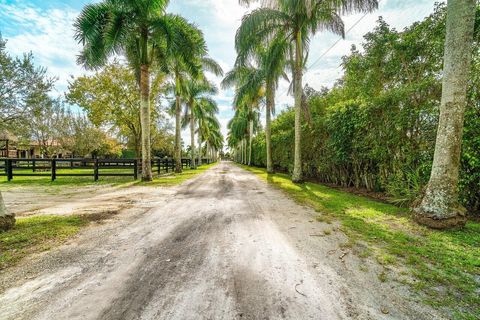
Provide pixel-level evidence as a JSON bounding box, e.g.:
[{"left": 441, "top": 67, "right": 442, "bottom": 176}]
[{"left": 0, "top": 158, "right": 214, "bottom": 181}]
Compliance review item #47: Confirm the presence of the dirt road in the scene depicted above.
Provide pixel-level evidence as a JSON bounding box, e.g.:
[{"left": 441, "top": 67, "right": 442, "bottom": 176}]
[{"left": 0, "top": 162, "right": 442, "bottom": 320}]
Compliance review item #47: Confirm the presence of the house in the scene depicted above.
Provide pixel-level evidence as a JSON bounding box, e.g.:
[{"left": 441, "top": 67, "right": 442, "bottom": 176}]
[{"left": 0, "top": 130, "right": 72, "bottom": 158}]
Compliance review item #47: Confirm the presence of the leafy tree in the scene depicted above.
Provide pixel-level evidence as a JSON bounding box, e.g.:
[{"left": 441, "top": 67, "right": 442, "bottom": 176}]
[
  {"left": 75, "top": 0, "right": 199, "bottom": 180},
  {"left": 66, "top": 62, "right": 165, "bottom": 157},
  {"left": 28, "top": 98, "right": 69, "bottom": 157},
  {"left": 237, "top": 0, "right": 377, "bottom": 182},
  {"left": 0, "top": 34, "right": 55, "bottom": 140},
  {"left": 59, "top": 114, "right": 122, "bottom": 158},
  {"left": 413, "top": 0, "right": 477, "bottom": 229},
  {"left": 0, "top": 34, "right": 54, "bottom": 231}
]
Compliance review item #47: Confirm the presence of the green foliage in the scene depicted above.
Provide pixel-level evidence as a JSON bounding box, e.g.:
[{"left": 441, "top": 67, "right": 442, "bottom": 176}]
[
  {"left": 242, "top": 164, "right": 480, "bottom": 319},
  {"left": 251, "top": 4, "right": 480, "bottom": 213},
  {"left": 0, "top": 33, "right": 55, "bottom": 139},
  {"left": 66, "top": 62, "right": 172, "bottom": 157}
]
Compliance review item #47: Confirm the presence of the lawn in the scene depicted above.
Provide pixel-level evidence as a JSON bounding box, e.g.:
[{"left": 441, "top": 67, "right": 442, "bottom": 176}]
[
  {"left": 0, "top": 215, "right": 89, "bottom": 270},
  {"left": 143, "top": 162, "right": 217, "bottom": 186},
  {"left": 240, "top": 165, "right": 480, "bottom": 320},
  {"left": 0, "top": 163, "right": 216, "bottom": 188}
]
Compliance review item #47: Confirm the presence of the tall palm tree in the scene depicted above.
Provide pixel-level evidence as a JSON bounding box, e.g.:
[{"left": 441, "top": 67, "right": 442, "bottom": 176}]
[
  {"left": 222, "top": 65, "right": 264, "bottom": 166},
  {"left": 232, "top": 35, "right": 289, "bottom": 172},
  {"left": 182, "top": 79, "right": 218, "bottom": 169},
  {"left": 227, "top": 107, "right": 257, "bottom": 165},
  {"left": 236, "top": 0, "right": 377, "bottom": 182},
  {"left": 75, "top": 0, "right": 199, "bottom": 181},
  {"left": 413, "top": 0, "right": 477, "bottom": 229},
  {"left": 169, "top": 53, "right": 223, "bottom": 173},
  {"left": 196, "top": 97, "right": 220, "bottom": 166}
]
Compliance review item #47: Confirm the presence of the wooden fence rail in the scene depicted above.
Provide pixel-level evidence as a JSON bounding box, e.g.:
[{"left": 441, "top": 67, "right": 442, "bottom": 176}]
[{"left": 0, "top": 158, "right": 213, "bottom": 181}]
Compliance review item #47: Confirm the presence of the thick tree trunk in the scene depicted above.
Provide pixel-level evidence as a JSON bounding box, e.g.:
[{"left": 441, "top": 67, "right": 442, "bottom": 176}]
[
  {"left": 190, "top": 104, "right": 196, "bottom": 169},
  {"left": 292, "top": 32, "right": 303, "bottom": 183},
  {"left": 413, "top": 0, "right": 476, "bottom": 229},
  {"left": 248, "top": 119, "right": 253, "bottom": 166},
  {"left": 140, "top": 64, "right": 152, "bottom": 181},
  {"left": 266, "top": 81, "right": 274, "bottom": 173},
  {"left": 0, "top": 192, "right": 14, "bottom": 231}
]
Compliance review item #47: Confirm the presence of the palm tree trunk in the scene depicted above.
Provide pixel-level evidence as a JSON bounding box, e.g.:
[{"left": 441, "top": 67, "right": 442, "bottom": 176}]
[
  {"left": 292, "top": 32, "right": 303, "bottom": 183},
  {"left": 198, "top": 132, "right": 202, "bottom": 166},
  {"left": 266, "top": 81, "right": 274, "bottom": 173},
  {"left": 206, "top": 141, "right": 210, "bottom": 163},
  {"left": 140, "top": 64, "right": 152, "bottom": 181},
  {"left": 248, "top": 120, "right": 253, "bottom": 166},
  {"left": 413, "top": 0, "right": 476, "bottom": 229},
  {"left": 190, "top": 105, "right": 196, "bottom": 169},
  {"left": 0, "top": 192, "right": 15, "bottom": 231},
  {"left": 243, "top": 139, "right": 247, "bottom": 165},
  {"left": 174, "top": 83, "right": 182, "bottom": 173}
]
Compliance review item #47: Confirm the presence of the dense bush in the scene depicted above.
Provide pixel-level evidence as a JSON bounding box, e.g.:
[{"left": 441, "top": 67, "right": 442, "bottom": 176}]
[{"left": 251, "top": 4, "right": 480, "bottom": 213}]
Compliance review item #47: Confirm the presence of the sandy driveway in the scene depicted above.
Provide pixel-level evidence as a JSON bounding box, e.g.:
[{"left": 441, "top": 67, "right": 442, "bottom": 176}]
[{"left": 0, "top": 162, "right": 443, "bottom": 320}]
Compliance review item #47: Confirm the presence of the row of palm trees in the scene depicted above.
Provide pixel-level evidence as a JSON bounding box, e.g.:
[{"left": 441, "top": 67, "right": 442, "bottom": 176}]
[
  {"left": 225, "top": 0, "right": 378, "bottom": 180},
  {"left": 74, "top": 0, "right": 223, "bottom": 181},
  {"left": 226, "top": 0, "right": 478, "bottom": 229}
]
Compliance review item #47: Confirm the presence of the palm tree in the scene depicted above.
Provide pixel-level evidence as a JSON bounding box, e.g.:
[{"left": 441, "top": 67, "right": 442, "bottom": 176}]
[
  {"left": 169, "top": 52, "right": 223, "bottom": 173},
  {"left": 196, "top": 96, "right": 220, "bottom": 166},
  {"left": 413, "top": 0, "right": 477, "bottom": 229},
  {"left": 182, "top": 79, "right": 218, "bottom": 169},
  {"left": 236, "top": 0, "right": 378, "bottom": 182},
  {"left": 222, "top": 65, "right": 264, "bottom": 166},
  {"left": 232, "top": 36, "right": 289, "bottom": 172},
  {"left": 75, "top": 0, "right": 199, "bottom": 181},
  {"left": 227, "top": 107, "right": 254, "bottom": 165}
]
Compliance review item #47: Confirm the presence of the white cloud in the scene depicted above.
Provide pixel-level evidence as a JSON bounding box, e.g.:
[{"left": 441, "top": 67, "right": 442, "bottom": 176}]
[
  {"left": 0, "top": 2, "right": 85, "bottom": 95},
  {"left": 1, "top": 0, "right": 440, "bottom": 150}
]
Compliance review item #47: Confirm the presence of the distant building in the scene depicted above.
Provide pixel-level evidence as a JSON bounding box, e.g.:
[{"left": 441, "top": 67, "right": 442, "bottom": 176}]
[{"left": 0, "top": 130, "right": 72, "bottom": 158}]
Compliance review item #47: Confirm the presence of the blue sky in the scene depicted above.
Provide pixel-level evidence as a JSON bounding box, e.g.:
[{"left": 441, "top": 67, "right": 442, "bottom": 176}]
[{"left": 0, "top": 0, "right": 440, "bottom": 145}]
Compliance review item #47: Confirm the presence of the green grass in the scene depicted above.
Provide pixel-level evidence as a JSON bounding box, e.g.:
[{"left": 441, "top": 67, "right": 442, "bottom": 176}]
[
  {"left": 0, "top": 215, "right": 89, "bottom": 270},
  {"left": 240, "top": 165, "right": 480, "bottom": 320},
  {"left": 0, "top": 164, "right": 217, "bottom": 188},
  {"left": 143, "top": 162, "right": 217, "bottom": 186},
  {"left": 0, "top": 168, "right": 135, "bottom": 187}
]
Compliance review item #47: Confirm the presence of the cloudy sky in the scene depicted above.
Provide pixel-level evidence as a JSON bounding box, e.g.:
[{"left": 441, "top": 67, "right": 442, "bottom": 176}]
[{"left": 0, "top": 0, "right": 439, "bottom": 146}]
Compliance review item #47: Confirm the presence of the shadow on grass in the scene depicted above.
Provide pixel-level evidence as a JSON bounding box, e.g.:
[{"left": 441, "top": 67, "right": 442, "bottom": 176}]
[{"left": 239, "top": 163, "right": 480, "bottom": 319}]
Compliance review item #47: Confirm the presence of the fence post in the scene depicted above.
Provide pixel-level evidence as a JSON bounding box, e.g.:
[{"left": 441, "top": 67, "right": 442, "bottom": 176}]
[
  {"left": 157, "top": 159, "right": 160, "bottom": 175},
  {"left": 32, "top": 159, "right": 36, "bottom": 172},
  {"left": 166, "top": 159, "right": 169, "bottom": 173},
  {"left": 133, "top": 159, "right": 138, "bottom": 180},
  {"left": 6, "top": 159, "right": 13, "bottom": 181},
  {"left": 94, "top": 159, "right": 99, "bottom": 182},
  {"left": 51, "top": 159, "right": 56, "bottom": 181}
]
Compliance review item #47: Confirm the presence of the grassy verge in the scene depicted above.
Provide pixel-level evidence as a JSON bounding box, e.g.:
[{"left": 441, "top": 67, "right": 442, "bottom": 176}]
[
  {"left": 0, "top": 215, "right": 89, "bottom": 270},
  {"left": 240, "top": 165, "right": 480, "bottom": 320},
  {"left": 143, "top": 162, "right": 217, "bottom": 187}
]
